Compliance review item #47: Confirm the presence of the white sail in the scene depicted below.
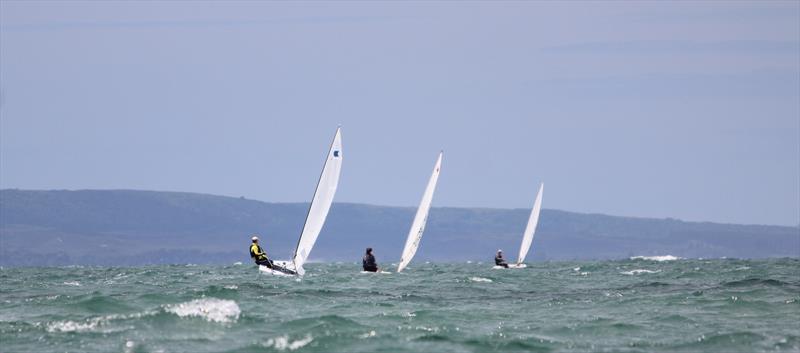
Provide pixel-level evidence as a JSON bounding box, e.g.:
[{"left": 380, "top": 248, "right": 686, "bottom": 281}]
[
  {"left": 291, "top": 127, "right": 343, "bottom": 276},
  {"left": 397, "top": 152, "right": 443, "bottom": 273},
  {"left": 517, "top": 183, "right": 543, "bottom": 265}
]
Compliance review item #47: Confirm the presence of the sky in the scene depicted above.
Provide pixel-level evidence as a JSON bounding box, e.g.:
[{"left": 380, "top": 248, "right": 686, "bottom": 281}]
[{"left": 1, "top": 1, "right": 798, "bottom": 226}]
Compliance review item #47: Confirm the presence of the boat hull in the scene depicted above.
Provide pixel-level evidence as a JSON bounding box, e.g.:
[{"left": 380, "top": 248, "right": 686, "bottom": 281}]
[
  {"left": 258, "top": 260, "right": 297, "bottom": 276},
  {"left": 492, "top": 263, "right": 527, "bottom": 269}
]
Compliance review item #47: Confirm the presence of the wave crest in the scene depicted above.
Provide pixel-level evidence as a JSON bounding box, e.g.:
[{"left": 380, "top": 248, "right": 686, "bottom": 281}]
[
  {"left": 621, "top": 269, "right": 661, "bottom": 275},
  {"left": 165, "top": 298, "right": 240, "bottom": 323},
  {"left": 723, "top": 278, "right": 791, "bottom": 288},
  {"left": 469, "top": 277, "right": 493, "bottom": 283},
  {"left": 46, "top": 319, "right": 100, "bottom": 333},
  {"left": 262, "top": 334, "right": 313, "bottom": 351}
]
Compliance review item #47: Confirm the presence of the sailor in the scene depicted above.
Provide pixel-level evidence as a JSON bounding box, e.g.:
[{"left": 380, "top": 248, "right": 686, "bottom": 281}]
[
  {"left": 249, "top": 236, "right": 274, "bottom": 268},
  {"left": 362, "top": 247, "right": 378, "bottom": 272},
  {"left": 495, "top": 249, "right": 509, "bottom": 268}
]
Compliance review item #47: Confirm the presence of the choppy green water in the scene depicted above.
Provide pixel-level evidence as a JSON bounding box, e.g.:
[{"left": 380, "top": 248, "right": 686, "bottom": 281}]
[{"left": 1, "top": 258, "right": 798, "bottom": 352}]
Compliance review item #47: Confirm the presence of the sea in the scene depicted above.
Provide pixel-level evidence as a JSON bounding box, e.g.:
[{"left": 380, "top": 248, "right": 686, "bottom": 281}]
[{"left": 1, "top": 257, "right": 798, "bottom": 353}]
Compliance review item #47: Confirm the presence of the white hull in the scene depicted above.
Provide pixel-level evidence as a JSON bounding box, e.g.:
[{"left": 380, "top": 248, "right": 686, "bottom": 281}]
[
  {"left": 258, "top": 260, "right": 297, "bottom": 276},
  {"left": 258, "top": 265, "right": 294, "bottom": 277},
  {"left": 492, "top": 263, "right": 527, "bottom": 269},
  {"left": 271, "top": 260, "right": 293, "bottom": 268}
]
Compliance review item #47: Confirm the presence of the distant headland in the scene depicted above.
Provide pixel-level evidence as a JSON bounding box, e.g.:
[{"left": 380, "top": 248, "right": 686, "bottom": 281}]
[{"left": 1, "top": 189, "right": 797, "bottom": 266}]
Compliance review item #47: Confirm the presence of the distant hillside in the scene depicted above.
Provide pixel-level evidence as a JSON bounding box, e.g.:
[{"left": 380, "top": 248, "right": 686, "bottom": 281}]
[{"left": 1, "top": 189, "right": 798, "bottom": 266}]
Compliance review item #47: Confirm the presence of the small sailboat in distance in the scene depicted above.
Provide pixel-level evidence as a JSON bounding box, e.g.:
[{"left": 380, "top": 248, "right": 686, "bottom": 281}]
[
  {"left": 496, "top": 182, "right": 543, "bottom": 269},
  {"left": 262, "top": 127, "right": 343, "bottom": 276},
  {"left": 397, "top": 151, "right": 443, "bottom": 273}
]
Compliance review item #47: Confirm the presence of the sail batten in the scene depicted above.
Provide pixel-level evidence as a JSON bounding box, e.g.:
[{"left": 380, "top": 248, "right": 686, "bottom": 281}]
[
  {"left": 291, "top": 128, "right": 343, "bottom": 276},
  {"left": 397, "top": 152, "right": 443, "bottom": 273},
  {"left": 517, "top": 183, "right": 544, "bottom": 265}
]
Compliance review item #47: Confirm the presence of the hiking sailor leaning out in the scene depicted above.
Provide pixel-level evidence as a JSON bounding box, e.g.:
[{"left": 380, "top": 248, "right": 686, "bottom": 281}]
[{"left": 250, "top": 235, "right": 274, "bottom": 268}]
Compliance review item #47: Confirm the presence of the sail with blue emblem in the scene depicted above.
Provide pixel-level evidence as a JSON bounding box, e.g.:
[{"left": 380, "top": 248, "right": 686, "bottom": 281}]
[{"left": 292, "top": 127, "right": 343, "bottom": 276}]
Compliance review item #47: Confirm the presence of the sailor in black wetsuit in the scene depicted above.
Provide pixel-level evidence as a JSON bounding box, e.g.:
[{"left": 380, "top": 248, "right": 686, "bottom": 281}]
[
  {"left": 362, "top": 247, "right": 378, "bottom": 272},
  {"left": 495, "top": 249, "right": 509, "bottom": 268}
]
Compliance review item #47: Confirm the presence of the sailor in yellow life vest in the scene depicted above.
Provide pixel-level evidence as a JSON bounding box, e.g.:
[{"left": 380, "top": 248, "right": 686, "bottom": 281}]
[{"left": 249, "top": 236, "right": 274, "bottom": 268}]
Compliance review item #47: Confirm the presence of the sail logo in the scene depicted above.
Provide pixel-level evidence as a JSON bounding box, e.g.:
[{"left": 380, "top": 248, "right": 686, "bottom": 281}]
[{"left": 333, "top": 150, "right": 340, "bottom": 158}]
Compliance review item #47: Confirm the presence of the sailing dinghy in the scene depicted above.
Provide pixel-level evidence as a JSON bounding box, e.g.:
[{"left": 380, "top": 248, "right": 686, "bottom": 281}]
[
  {"left": 396, "top": 152, "right": 443, "bottom": 273},
  {"left": 260, "top": 127, "right": 343, "bottom": 276},
  {"left": 494, "top": 183, "right": 543, "bottom": 269}
]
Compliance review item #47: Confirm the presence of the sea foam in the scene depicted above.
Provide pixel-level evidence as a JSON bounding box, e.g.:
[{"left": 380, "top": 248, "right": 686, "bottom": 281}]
[
  {"left": 44, "top": 312, "right": 144, "bottom": 333},
  {"left": 621, "top": 269, "right": 661, "bottom": 275},
  {"left": 469, "top": 277, "right": 493, "bottom": 283},
  {"left": 46, "top": 319, "right": 100, "bottom": 333},
  {"left": 165, "top": 298, "right": 240, "bottom": 323},
  {"left": 263, "top": 334, "right": 313, "bottom": 351}
]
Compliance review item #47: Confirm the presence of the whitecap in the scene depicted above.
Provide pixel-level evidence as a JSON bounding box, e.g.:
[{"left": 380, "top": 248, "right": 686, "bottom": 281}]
[
  {"left": 621, "top": 269, "right": 661, "bottom": 275},
  {"left": 46, "top": 319, "right": 99, "bottom": 332},
  {"left": 165, "top": 298, "right": 240, "bottom": 323},
  {"left": 630, "top": 255, "right": 681, "bottom": 262},
  {"left": 124, "top": 340, "right": 135, "bottom": 353},
  {"left": 63, "top": 281, "right": 81, "bottom": 286},
  {"left": 233, "top": 262, "right": 243, "bottom": 266},
  {"left": 359, "top": 330, "right": 377, "bottom": 338},
  {"left": 469, "top": 277, "right": 493, "bottom": 283},
  {"left": 263, "top": 334, "right": 313, "bottom": 351},
  {"left": 47, "top": 310, "right": 158, "bottom": 333},
  {"left": 415, "top": 325, "right": 438, "bottom": 332}
]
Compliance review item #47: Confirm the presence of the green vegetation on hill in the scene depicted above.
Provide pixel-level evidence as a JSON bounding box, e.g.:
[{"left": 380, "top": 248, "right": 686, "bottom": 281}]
[{"left": 1, "top": 189, "right": 797, "bottom": 266}]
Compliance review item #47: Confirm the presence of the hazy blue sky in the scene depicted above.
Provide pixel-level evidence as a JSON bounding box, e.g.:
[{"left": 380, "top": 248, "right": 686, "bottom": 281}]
[{"left": 1, "top": 1, "right": 798, "bottom": 226}]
